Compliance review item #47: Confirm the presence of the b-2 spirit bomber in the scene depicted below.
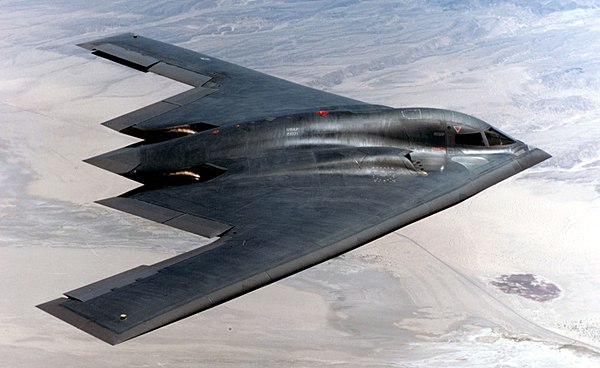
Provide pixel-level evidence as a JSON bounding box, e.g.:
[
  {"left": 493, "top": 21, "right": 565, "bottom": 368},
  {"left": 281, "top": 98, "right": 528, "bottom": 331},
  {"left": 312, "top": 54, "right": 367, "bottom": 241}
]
[{"left": 38, "top": 33, "right": 550, "bottom": 345}]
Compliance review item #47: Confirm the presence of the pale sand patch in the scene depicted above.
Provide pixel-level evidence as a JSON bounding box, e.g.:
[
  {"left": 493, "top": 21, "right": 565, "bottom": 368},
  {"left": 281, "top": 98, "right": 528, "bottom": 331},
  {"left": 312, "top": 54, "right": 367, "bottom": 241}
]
[
  {"left": 350, "top": 178, "right": 600, "bottom": 347},
  {"left": 0, "top": 48, "right": 191, "bottom": 205}
]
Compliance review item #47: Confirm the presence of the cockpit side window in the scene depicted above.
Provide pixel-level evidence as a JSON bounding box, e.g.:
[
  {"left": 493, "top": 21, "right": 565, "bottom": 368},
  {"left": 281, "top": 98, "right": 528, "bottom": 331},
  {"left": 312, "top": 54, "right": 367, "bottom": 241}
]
[
  {"left": 455, "top": 132, "right": 485, "bottom": 146},
  {"left": 485, "top": 128, "right": 514, "bottom": 146}
]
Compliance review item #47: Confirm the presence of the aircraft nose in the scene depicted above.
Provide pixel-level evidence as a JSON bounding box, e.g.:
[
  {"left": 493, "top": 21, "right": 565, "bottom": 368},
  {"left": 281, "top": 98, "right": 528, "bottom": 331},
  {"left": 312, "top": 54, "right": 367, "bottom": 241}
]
[{"left": 513, "top": 143, "right": 552, "bottom": 169}]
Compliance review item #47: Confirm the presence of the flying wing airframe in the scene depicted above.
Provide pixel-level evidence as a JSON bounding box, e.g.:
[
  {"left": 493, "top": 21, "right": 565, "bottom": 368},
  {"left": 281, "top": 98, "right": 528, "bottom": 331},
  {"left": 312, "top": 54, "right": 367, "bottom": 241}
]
[{"left": 38, "top": 33, "right": 551, "bottom": 345}]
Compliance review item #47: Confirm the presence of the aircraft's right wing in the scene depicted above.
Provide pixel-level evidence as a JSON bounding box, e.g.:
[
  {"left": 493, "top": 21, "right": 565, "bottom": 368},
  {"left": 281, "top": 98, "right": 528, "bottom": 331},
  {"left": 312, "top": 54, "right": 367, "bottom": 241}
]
[
  {"left": 37, "top": 145, "right": 549, "bottom": 345},
  {"left": 78, "top": 33, "right": 387, "bottom": 139}
]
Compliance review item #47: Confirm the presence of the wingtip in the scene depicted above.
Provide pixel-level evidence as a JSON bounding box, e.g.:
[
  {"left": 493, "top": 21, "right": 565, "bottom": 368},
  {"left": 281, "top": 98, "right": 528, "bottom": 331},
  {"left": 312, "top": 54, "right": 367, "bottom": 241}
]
[
  {"left": 76, "top": 41, "right": 95, "bottom": 51},
  {"left": 37, "top": 298, "right": 124, "bottom": 345},
  {"left": 77, "top": 32, "right": 139, "bottom": 51}
]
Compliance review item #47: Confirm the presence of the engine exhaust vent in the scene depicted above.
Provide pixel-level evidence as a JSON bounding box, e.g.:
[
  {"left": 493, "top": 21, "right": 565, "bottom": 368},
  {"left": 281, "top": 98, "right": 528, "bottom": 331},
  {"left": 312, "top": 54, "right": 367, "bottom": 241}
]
[
  {"left": 124, "top": 163, "right": 226, "bottom": 187},
  {"left": 122, "top": 123, "right": 218, "bottom": 143}
]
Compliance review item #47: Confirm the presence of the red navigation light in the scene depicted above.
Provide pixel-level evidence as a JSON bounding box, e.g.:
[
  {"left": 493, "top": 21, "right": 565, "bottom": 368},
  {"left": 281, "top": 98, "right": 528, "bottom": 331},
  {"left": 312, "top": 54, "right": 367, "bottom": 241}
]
[
  {"left": 212, "top": 129, "right": 220, "bottom": 134},
  {"left": 316, "top": 110, "right": 329, "bottom": 117}
]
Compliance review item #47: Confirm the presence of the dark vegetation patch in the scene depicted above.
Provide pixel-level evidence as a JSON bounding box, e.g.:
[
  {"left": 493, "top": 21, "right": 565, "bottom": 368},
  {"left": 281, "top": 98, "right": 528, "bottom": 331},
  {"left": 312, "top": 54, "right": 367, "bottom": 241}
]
[{"left": 491, "top": 274, "right": 561, "bottom": 302}]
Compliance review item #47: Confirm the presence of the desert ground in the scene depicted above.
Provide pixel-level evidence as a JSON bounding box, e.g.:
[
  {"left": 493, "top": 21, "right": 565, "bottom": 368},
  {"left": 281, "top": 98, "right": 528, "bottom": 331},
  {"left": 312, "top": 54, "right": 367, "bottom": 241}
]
[{"left": 1, "top": 1, "right": 599, "bottom": 367}]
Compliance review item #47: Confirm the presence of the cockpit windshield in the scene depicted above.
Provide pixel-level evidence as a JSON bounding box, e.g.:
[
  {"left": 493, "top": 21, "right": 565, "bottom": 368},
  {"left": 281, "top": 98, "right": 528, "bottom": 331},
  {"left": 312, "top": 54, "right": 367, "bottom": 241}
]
[
  {"left": 455, "top": 128, "right": 515, "bottom": 147},
  {"left": 484, "top": 128, "right": 514, "bottom": 146},
  {"left": 455, "top": 132, "right": 485, "bottom": 146}
]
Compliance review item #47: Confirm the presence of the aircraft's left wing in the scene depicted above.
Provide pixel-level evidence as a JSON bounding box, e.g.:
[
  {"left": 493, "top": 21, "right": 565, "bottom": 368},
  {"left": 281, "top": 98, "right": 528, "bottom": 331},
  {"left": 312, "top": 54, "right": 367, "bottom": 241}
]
[
  {"left": 78, "top": 33, "right": 386, "bottom": 139},
  {"left": 38, "top": 146, "right": 549, "bottom": 345}
]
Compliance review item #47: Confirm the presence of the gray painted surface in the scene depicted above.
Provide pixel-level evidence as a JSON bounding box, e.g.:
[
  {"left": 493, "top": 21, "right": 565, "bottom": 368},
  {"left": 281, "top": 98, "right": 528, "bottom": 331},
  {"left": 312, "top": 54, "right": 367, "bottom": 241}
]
[{"left": 38, "top": 33, "right": 550, "bottom": 345}]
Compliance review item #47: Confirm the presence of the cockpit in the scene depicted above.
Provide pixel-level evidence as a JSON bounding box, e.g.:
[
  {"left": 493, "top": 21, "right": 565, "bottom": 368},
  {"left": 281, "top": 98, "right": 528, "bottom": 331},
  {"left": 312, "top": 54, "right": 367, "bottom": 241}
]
[{"left": 454, "top": 128, "right": 515, "bottom": 147}]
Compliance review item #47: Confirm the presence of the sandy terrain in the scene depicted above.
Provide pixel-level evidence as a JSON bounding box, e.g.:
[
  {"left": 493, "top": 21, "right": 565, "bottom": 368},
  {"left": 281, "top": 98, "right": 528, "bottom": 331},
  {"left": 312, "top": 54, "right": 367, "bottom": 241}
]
[
  {"left": 1, "top": 1, "right": 600, "bottom": 367},
  {"left": 363, "top": 180, "right": 600, "bottom": 345}
]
